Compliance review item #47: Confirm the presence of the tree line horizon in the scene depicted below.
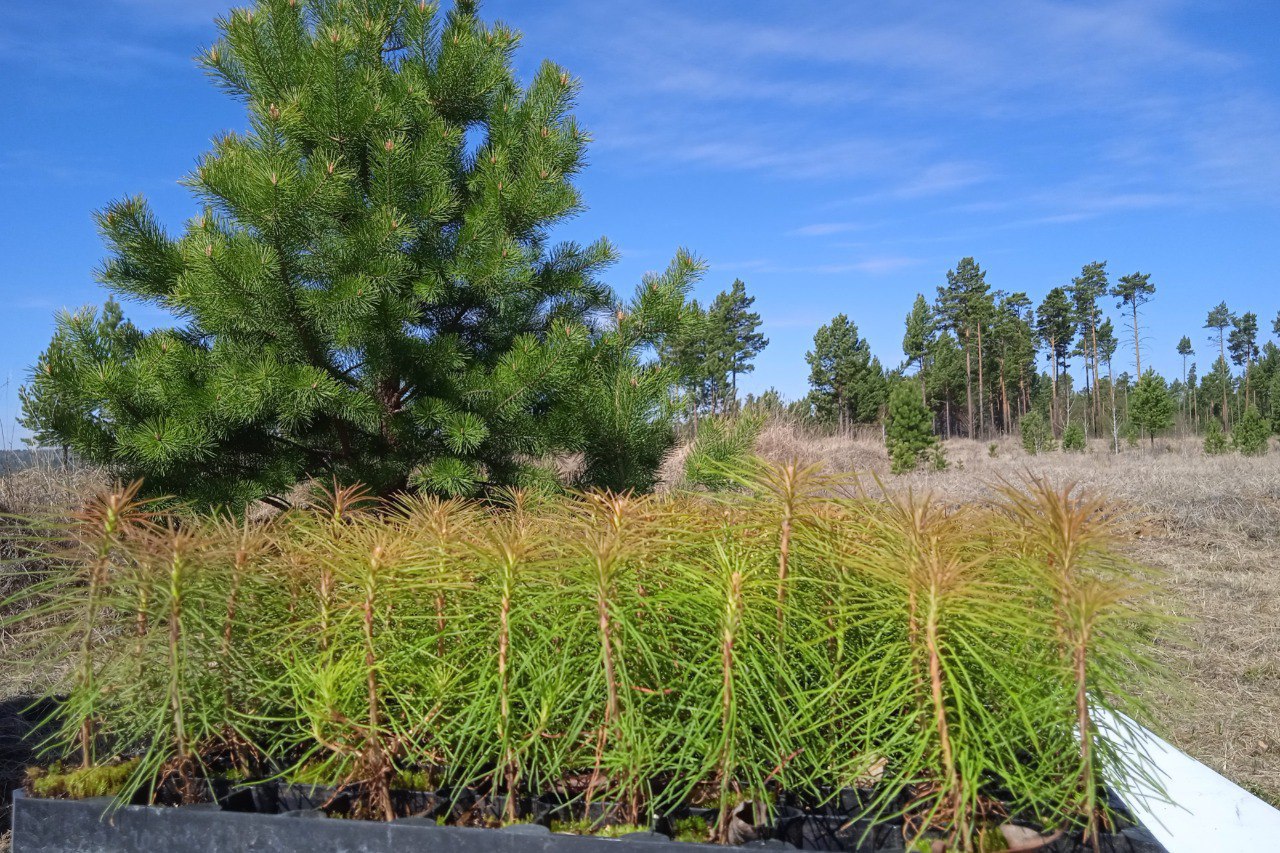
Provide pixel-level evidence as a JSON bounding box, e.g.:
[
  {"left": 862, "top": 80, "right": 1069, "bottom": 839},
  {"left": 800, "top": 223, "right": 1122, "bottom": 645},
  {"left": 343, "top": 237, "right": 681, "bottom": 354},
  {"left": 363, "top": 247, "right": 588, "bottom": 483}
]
[{"left": 673, "top": 256, "right": 1277, "bottom": 450}]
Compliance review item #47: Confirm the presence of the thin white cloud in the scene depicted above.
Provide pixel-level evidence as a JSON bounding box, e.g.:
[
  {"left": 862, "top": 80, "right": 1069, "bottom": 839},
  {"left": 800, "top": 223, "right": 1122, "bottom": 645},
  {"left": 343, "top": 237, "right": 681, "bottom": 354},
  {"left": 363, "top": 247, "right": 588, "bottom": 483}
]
[
  {"left": 790, "top": 222, "right": 865, "bottom": 237},
  {"left": 708, "top": 256, "right": 924, "bottom": 276},
  {"left": 548, "top": 0, "right": 1280, "bottom": 227}
]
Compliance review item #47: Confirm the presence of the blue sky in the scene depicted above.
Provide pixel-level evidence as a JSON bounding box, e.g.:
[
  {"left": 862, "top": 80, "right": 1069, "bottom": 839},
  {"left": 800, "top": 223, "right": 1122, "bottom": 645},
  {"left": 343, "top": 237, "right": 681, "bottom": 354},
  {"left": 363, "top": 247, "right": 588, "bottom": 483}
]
[{"left": 3, "top": 0, "right": 1280, "bottom": 441}]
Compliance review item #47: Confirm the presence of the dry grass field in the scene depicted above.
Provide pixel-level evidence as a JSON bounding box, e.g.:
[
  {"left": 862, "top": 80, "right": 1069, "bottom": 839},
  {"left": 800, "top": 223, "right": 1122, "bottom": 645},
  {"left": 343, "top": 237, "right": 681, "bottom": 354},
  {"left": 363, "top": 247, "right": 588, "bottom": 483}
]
[{"left": 1, "top": 429, "right": 1277, "bottom": 818}]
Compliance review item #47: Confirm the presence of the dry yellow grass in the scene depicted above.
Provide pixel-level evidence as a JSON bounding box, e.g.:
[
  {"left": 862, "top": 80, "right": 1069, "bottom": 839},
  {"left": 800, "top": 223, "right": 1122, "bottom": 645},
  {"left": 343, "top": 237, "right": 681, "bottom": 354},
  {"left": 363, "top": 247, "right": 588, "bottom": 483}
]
[{"left": 745, "top": 421, "right": 1280, "bottom": 806}]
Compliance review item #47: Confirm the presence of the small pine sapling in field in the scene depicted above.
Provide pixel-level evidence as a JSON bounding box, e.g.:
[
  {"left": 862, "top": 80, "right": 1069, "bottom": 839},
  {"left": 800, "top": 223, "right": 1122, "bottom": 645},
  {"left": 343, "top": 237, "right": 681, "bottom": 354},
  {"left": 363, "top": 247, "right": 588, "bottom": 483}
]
[
  {"left": 988, "top": 442, "right": 999, "bottom": 458},
  {"left": 930, "top": 445, "right": 949, "bottom": 470},
  {"left": 1061, "top": 423, "right": 1086, "bottom": 453},
  {"left": 886, "top": 381, "right": 938, "bottom": 473},
  {"left": 1203, "top": 419, "right": 1229, "bottom": 455},
  {"left": 1020, "top": 410, "right": 1055, "bottom": 454},
  {"left": 683, "top": 413, "right": 765, "bottom": 490},
  {"left": 1128, "top": 370, "right": 1175, "bottom": 447},
  {"left": 1232, "top": 406, "right": 1270, "bottom": 456}
]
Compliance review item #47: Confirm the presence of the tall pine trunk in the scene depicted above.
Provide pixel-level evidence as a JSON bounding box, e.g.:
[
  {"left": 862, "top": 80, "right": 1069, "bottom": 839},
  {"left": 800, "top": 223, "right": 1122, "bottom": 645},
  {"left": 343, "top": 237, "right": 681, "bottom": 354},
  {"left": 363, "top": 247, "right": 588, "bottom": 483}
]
[
  {"left": 963, "top": 328, "right": 974, "bottom": 440},
  {"left": 975, "top": 324, "right": 985, "bottom": 439}
]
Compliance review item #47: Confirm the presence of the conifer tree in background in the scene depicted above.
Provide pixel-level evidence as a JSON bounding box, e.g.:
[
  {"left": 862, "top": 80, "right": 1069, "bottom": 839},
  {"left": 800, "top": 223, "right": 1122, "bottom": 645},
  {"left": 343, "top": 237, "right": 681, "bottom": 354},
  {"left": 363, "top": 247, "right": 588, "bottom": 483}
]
[
  {"left": 885, "top": 381, "right": 936, "bottom": 473},
  {"left": 1205, "top": 302, "right": 1234, "bottom": 429},
  {"left": 902, "top": 294, "right": 936, "bottom": 405},
  {"left": 1186, "top": 361, "right": 1199, "bottom": 429},
  {"left": 660, "top": 299, "right": 716, "bottom": 425},
  {"left": 805, "top": 314, "right": 886, "bottom": 431},
  {"left": 1061, "top": 422, "right": 1085, "bottom": 452},
  {"left": 1035, "top": 287, "right": 1075, "bottom": 437},
  {"left": 1097, "top": 318, "right": 1121, "bottom": 451},
  {"left": 1177, "top": 335, "right": 1194, "bottom": 427},
  {"left": 1070, "top": 262, "right": 1108, "bottom": 432},
  {"left": 1129, "top": 370, "right": 1175, "bottom": 447},
  {"left": 925, "top": 332, "right": 966, "bottom": 439},
  {"left": 991, "top": 291, "right": 1034, "bottom": 433},
  {"left": 20, "top": 0, "right": 697, "bottom": 506},
  {"left": 1231, "top": 406, "right": 1270, "bottom": 456},
  {"left": 1019, "top": 409, "right": 1054, "bottom": 455},
  {"left": 1228, "top": 311, "right": 1259, "bottom": 409},
  {"left": 658, "top": 278, "right": 767, "bottom": 422},
  {"left": 709, "top": 279, "right": 769, "bottom": 406},
  {"left": 1111, "top": 271, "right": 1155, "bottom": 375},
  {"left": 935, "top": 258, "right": 993, "bottom": 439},
  {"left": 1203, "top": 418, "right": 1228, "bottom": 454}
]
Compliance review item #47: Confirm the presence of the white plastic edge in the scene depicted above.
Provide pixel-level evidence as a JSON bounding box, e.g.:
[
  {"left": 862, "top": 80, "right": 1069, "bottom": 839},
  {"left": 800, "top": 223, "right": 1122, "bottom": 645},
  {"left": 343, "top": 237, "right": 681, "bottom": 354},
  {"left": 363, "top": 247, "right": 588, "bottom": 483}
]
[{"left": 1097, "top": 708, "right": 1280, "bottom": 851}]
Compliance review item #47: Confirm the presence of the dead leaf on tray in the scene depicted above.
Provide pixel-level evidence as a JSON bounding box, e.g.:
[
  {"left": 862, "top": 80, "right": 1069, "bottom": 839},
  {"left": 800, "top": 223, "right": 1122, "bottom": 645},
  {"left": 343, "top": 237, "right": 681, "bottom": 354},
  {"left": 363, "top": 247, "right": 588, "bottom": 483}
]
[{"left": 1000, "top": 823, "right": 1063, "bottom": 851}]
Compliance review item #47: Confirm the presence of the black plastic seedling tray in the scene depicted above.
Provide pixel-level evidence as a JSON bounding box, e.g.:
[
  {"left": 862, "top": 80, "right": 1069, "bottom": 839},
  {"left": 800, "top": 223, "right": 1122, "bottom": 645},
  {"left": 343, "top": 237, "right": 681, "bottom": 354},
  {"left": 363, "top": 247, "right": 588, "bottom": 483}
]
[{"left": 9, "top": 789, "right": 1168, "bottom": 852}]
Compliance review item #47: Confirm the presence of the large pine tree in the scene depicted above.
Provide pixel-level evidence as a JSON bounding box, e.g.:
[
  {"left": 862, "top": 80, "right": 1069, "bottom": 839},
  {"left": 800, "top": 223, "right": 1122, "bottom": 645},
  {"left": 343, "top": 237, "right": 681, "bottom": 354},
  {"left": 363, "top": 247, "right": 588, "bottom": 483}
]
[
  {"left": 20, "top": 0, "right": 694, "bottom": 507},
  {"left": 805, "top": 313, "right": 886, "bottom": 430},
  {"left": 708, "top": 279, "right": 768, "bottom": 406}
]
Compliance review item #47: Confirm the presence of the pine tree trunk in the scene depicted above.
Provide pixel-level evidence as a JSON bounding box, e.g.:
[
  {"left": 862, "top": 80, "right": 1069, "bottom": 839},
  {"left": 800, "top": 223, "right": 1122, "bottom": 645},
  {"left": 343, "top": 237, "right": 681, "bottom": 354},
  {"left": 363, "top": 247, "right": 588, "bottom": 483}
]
[
  {"left": 1107, "top": 359, "right": 1119, "bottom": 454},
  {"left": 963, "top": 328, "right": 974, "bottom": 440},
  {"left": 1132, "top": 303, "right": 1142, "bottom": 376},
  {"left": 976, "top": 324, "right": 986, "bottom": 439},
  {"left": 1220, "top": 333, "right": 1229, "bottom": 429},
  {"left": 1049, "top": 336, "right": 1059, "bottom": 437},
  {"left": 1181, "top": 355, "right": 1188, "bottom": 435},
  {"left": 1090, "top": 322, "right": 1101, "bottom": 433},
  {"left": 998, "top": 359, "right": 1009, "bottom": 435}
]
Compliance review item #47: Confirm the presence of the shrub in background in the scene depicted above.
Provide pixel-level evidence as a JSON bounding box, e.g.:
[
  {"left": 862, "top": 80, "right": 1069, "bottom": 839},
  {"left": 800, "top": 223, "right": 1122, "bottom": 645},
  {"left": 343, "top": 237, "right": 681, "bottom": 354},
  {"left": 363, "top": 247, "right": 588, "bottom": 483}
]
[
  {"left": 683, "top": 414, "right": 765, "bottom": 490},
  {"left": 1061, "top": 423, "right": 1086, "bottom": 453},
  {"left": 885, "top": 382, "right": 937, "bottom": 473},
  {"left": 1203, "top": 420, "right": 1229, "bottom": 455},
  {"left": 1129, "top": 370, "right": 1175, "bottom": 447},
  {"left": 1232, "top": 406, "right": 1270, "bottom": 456},
  {"left": 1020, "top": 410, "right": 1055, "bottom": 454}
]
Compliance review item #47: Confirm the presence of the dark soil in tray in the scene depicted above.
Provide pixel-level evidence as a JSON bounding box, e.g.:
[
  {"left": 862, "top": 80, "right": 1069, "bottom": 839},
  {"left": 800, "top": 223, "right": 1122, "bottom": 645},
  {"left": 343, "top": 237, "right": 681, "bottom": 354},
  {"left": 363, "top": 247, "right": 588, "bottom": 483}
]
[{"left": 193, "top": 777, "right": 1166, "bottom": 851}]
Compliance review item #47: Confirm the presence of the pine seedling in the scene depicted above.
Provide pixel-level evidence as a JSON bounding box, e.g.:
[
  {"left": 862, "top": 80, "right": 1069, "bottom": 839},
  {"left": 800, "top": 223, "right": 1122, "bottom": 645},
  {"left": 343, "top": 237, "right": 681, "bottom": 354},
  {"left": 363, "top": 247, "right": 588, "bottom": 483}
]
[
  {"left": 390, "top": 494, "right": 483, "bottom": 772},
  {"left": 849, "top": 493, "right": 1046, "bottom": 851},
  {"left": 313, "top": 481, "right": 376, "bottom": 652},
  {"left": 553, "top": 490, "right": 673, "bottom": 824},
  {"left": 101, "top": 521, "right": 230, "bottom": 805},
  {"left": 670, "top": 528, "right": 802, "bottom": 843},
  {"left": 446, "top": 492, "right": 558, "bottom": 821},
  {"left": 66, "top": 481, "right": 153, "bottom": 768},
  {"left": 743, "top": 459, "right": 831, "bottom": 664},
  {"left": 992, "top": 477, "right": 1130, "bottom": 652},
  {"left": 282, "top": 514, "right": 426, "bottom": 820},
  {"left": 993, "top": 478, "right": 1166, "bottom": 845}
]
